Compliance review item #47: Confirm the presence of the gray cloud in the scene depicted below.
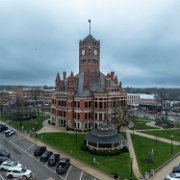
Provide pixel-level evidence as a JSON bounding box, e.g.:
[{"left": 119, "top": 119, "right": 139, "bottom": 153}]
[{"left": 0, "top": 0, "right": 180, "bottom": 87}]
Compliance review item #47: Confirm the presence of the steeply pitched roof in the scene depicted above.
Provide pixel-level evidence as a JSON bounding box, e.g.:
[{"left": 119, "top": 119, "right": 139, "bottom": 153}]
[{"left": 82, "top": 34, "right": 98, "bottom": 43}]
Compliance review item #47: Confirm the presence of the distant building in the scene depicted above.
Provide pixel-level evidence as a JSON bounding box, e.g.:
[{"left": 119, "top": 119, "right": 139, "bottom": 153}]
[
  {"left": 127, "top": 93, "right": 161, "bottom": 108},
  {"left": 50, "top": 25, "right": 127, "bottom": 131},
  {"left": 9, "top": 88, "right": 54, "bottom": 107}
]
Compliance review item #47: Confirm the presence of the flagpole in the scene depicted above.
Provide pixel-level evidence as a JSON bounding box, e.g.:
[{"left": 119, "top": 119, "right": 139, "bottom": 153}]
[{"left": 88, "top": 19, "right": 91, "bottom": 35}]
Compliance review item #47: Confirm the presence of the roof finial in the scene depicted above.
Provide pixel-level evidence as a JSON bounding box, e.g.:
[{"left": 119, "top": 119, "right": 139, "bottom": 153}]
[{"left": 88, "top": 19, "right": 91, "bottom": 35}]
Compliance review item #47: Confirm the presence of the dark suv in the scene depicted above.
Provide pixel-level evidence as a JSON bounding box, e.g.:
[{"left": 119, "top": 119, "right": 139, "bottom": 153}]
[
  {"left": 0, "top": 125, "right": 8, "bottom": 132},
  {"left": 56, "top": 158, "right": 70, "bottom": 174},
  {"left": 0, "top": 149, "right": 10, "bottom": 158},
  {"left": 48, "top": 154, "right": 60, "bottom": 166},
  {"left": 172, "top": 165, "right": 180, "bottom": 173},
  {"left": 40, "top": 151, "right": 53, "bottom": 162},
  {"left": 34, "top": 146, "right": 46, "bottom": 156}
]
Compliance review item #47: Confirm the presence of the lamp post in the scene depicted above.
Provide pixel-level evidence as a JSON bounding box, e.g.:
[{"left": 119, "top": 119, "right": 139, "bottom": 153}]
[
  {"left": 75, "top": 128, "right": 78, "bottom": 142},
  {"left": 170, "top": 135, "right": 174, "bottom": 154},
  {"left": 130, "top": 158, "right": 133, "bottom": 180}
]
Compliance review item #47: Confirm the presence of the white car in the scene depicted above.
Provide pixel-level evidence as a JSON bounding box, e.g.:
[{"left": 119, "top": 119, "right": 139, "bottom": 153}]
[
  {"left": 164, "top": 173, "right": 180, "bottom": 180},
  {"left": 0, "top": 160, "right": 22, "bottom": 171},
  {"left": 4, "top": 129, "right": 15, "bottom": 137},
  {"left": 6, "top": 167, "right": 32, "bottom": 179}
]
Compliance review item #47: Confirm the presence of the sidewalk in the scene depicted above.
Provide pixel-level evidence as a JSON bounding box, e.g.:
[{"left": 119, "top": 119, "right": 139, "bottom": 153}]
[
  {"left": 126, "top": 130, "right": 142, "bottom": 179},
  {"left": 130, "top": 130, "right": 180, "bottom": 146}
]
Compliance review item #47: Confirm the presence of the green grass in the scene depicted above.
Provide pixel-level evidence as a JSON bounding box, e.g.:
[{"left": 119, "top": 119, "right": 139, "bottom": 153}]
[
  {"left": 0, "top": 114, "right": 50, "bottom": 131},
  {"left": 131, "top": 134, "right": 180, "bottom": 175},
  {"left": 131, "top": 116, "right": 159, "bottom": 130},
  {"left": 141, "top": 129, "right": 180, "bottom": 142},
  {"left": 36, "top": 132, "right": 132, "bottom": 179}
]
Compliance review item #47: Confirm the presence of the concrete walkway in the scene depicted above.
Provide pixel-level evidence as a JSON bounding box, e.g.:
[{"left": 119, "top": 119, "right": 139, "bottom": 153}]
[
  {"left": 126, "top": 130, "right": 143, "bottom": 179},
  {"left": 37, "top": 119, "right": 67, "bottom": 134},
  {"left": 129, "top": 130, "right": 180, "bottom": 146}
]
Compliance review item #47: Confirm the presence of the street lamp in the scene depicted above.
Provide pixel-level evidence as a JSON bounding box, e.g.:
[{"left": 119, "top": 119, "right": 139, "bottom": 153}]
[
  {"left": 130, "top": 158, "right": 133, "bottom": 180},
  {"left": 170, "top": 135, "right": 174, "bottom": 154},
  {"left": 75, "top": 128, "right": 78, "bottom": 142}
]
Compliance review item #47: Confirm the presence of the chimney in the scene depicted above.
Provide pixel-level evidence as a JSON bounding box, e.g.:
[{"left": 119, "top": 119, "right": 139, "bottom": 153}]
[{"left": 63, "top": 71, "right": 66, "bottom": 80}]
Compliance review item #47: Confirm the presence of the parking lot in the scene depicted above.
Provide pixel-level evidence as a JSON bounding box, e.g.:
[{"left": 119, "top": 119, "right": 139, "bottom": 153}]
[{"left": 0, "top": 133, "right": 95, "bottom": 180}]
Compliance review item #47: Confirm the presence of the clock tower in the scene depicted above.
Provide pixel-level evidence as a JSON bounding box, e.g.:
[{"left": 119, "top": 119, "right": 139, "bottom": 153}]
[{"left": 79, "top": 20, "right": 100, "bottom": 73}]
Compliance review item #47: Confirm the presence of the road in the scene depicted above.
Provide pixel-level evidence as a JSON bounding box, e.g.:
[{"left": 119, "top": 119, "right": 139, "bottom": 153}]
[{"left": 0, "top": 133, "right": 95, "bottom": 180}]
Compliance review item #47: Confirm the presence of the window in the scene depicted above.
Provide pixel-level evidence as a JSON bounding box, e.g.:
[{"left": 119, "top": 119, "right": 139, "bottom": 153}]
[
  {"left": 99, "top": 102, "right": 102, "bottom": 108},
  {"left": 99, "top": 113, "right": 102, "bottom": 120},
  {"left": 95, "top": 113, "right": 97, "bottom": 120},
  {"left": 85, "top": 102, "right": 88, "bottom": 108},
  {"left": 95, "top": 102, "right": 97, "bottom": 108},
  {"left": 104, "top": 102, "right": 107, "bottom": 108}
]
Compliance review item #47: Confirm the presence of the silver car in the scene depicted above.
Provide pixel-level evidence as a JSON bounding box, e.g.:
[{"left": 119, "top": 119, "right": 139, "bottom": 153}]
[{"left": 0, "top": 160, "right": 22, "bottom": 171}]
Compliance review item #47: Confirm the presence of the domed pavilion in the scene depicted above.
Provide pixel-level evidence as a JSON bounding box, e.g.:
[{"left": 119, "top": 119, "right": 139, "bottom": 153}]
[{"left": 85, "top": 125, "right": 126, "bottom": 150}]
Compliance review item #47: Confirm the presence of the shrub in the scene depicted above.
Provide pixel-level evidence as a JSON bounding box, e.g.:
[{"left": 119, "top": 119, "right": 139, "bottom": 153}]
[
  {"left": 80, "top": 143, "right": 89, "bottom": 151},
  {"left": 89, "top": 149, "right": 121, "bottom": 156},
  {"left": 121, "top": 146, "right": 129, "bottom": 153}
]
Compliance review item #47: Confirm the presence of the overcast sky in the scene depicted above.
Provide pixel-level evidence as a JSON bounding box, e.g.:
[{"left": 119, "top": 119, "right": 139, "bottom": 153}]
[{"left": 0, "top": 0, "right": 180, "bottom": 87}]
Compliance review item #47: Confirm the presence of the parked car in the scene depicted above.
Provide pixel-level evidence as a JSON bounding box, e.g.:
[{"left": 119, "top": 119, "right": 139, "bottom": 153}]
[
  {"left": 48, "top": 154, "right": 60, "bottom": 166},
  {"left": 40, "top": 151, "right": 53, "bottom": 162},
  {"left": 0, "top": 160, "right": 22, "bottom": 171},
  {"left": 164, "top": 173, "right": 180, "bottom": 180},
  {"left": 0, "top": 125, "right": 8, "bottom": 132},
  {"left": 0, "top": 156, "right": 9, "bottom": 164},
  {"left": 56, "top": 158, "right": 70, "bottom": 174},
  {"left": 0, "top": 149, "right": 10, "bottom": 158},
  {"left": 172, "top": 165, "right": 180, "bottom": 173},
  {"left": 6, "top": 167, "right": 32, "bottom": 179},
  {"left": 4, "top": 129, "right": 15, "bottom": 137},
  {"left": 34, "top": 146, "right": 46, "bottom": 156}
]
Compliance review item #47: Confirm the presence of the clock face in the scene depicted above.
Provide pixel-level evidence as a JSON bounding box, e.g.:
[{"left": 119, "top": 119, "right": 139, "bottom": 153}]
[
  {"left": 94, "top": 49, "right": 97, "bottom": 55},
  {"left": 81, "top": 49, "right": 85, "bottom": 55}
]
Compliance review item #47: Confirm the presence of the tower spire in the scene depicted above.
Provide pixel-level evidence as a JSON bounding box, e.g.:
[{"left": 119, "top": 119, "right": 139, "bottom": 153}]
[{"left": 88, "top": 19, "right": 91, "bottom": 35}]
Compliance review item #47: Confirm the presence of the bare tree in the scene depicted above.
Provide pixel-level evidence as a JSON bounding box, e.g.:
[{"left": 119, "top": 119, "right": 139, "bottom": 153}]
[
  {"left": 111, "top": 106, "right": 128, "bottom": 133},
  {"left": 30, "top": 89, "right": 42, "bottom": 114},
  {"left": 0, "top": 91, "right": 10, "bottom": 117},
  {"left": 15, "top": 89, "right": 24, "bottom": 126}
]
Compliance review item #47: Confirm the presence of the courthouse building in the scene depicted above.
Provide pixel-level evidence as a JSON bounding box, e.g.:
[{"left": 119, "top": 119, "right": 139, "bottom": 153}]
[{"left": 50, "top": 26, "right": 127, "bottom": 131}]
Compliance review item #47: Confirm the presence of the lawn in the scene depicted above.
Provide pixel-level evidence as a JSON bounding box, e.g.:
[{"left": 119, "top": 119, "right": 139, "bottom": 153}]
[
  {"left": 131, "top": 116, "right": 159, "bottom": 130},
  {"left": 140, "top": 129, "right": 180, "bottom": 142},
  {"left": 131, "top": 134, "right": 180, "bottom": 176},
  {"left": 36, "top": 132, "right": 132, "bottom": 179},
  {"left": 0, "top": 114, "right": 50, "bottom": 131}
]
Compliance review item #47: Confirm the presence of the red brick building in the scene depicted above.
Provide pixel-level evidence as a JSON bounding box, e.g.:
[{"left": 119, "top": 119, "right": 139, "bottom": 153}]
[{"left": 50, "top": 31, "right": 127, "bottom": 131}]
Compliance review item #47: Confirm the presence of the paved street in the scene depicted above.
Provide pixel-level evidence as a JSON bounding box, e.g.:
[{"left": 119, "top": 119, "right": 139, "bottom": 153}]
[{"left": 0, "top": 133, "right": 95, "bottom": 180}]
